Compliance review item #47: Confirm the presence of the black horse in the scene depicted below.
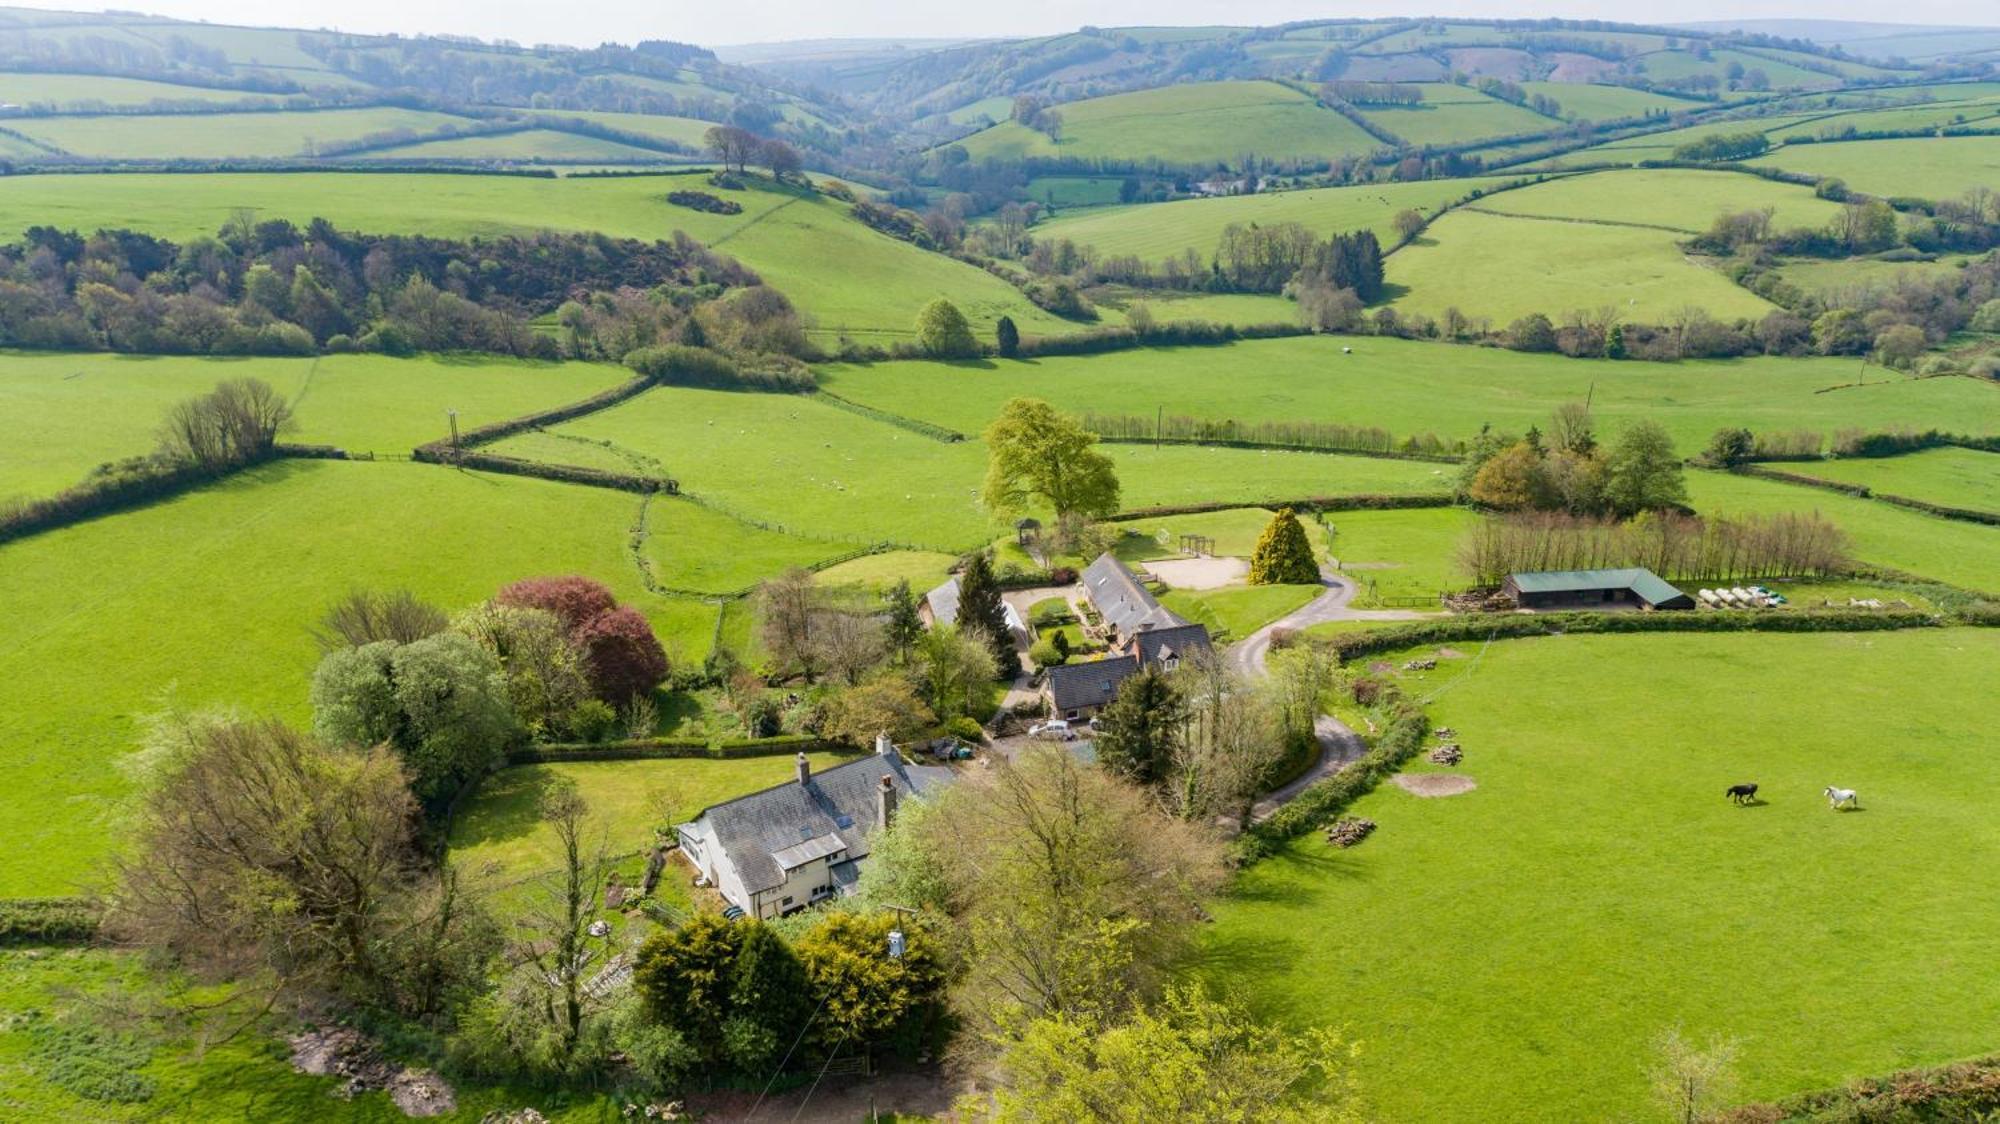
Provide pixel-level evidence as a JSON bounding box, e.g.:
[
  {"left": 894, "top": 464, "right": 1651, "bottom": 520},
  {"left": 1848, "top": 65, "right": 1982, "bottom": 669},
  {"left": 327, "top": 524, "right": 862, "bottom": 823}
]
[{"left": 1725, "top": 783, "right": 1759, "bottom": 806}]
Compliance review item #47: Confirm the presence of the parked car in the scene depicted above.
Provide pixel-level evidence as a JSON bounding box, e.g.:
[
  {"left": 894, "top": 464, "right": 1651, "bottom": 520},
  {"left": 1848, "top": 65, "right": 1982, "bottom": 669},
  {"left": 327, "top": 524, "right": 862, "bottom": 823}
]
[{"left": 1028, "top": 719, "right": 1075, "bottom": 740}]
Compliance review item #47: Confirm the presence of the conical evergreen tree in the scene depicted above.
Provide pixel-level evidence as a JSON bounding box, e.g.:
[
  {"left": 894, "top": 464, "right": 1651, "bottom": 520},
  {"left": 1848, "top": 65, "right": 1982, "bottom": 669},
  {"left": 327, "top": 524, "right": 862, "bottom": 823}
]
[
  {"left": 956, "top": 552, "right": 1016, "bottom": 676},
  {"left": 1248, "top": 508, "right": 1320, "bottom": 585}
]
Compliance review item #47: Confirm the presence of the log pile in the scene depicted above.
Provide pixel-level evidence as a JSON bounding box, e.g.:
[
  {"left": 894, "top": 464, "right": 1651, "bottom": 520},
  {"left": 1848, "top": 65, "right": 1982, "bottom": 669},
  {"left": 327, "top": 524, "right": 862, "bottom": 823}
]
[
  {"left": 1325, "top": 817, "right": 1376, "bottom": 848},
  {"left": 1428, "top": 744, "right": 1462, "bottom": 766},
  {"left": 1402, "top": 657, "right": 1437, "bottom": 671}
]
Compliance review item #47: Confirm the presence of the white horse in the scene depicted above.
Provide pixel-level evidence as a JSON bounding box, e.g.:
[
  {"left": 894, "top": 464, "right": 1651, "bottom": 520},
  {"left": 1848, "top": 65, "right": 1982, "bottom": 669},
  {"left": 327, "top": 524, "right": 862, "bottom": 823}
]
[{"left": 1824, "top": 786, "right": 1860, "bottom": 810}]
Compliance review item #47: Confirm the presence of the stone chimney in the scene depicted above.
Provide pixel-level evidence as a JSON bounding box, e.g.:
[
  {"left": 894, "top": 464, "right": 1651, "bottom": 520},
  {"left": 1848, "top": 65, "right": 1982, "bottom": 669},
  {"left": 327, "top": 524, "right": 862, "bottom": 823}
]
[
  {"left": 876, "top": 774, "right": 898, "bottom": 830},
  {"left": 795, "top": 751, "right": 810, "bottom": 787},
  {"left": 875, "top": 731, "right": 895, "bottom": 758}
]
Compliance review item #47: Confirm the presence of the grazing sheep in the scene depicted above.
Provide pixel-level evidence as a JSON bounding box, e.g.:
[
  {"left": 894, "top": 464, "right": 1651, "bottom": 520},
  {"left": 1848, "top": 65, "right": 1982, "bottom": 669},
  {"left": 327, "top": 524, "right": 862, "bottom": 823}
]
[{"left": 1824, "top": 786, "right": 1860, "bottom": 810}]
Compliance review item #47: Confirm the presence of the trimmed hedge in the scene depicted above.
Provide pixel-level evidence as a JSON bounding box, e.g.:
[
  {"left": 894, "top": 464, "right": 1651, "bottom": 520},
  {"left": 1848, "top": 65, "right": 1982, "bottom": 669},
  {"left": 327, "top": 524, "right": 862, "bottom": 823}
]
[
  {"left": 814, "top": 390, "right": 965, "bottom": 443},
  {"left": 1737, "top": 465, "right": 2000, "bottom": 527},
  {"left": 1317, "top": 608, "right": 1946, "bottom": 666},
  {"left": 413, "top": 448, "right": 671, "bottom": 493},
  {"left": 0, "top": 898, "right": 101, "bottom": 946},
  {"left": 1097, "top": 434, "right": 1462, "bottom": 464},
  {"left": 1110, "top": 493, "right": 1456, "bottom": 520},
  {"left": 506, "top": 733, "right": 841, "bottom": 765},
  {"left": 1716, "top": 1052, "right": 2000, "bottom": 1123},
  {"left": 1238, "top": 704, "right": 1429, "bottom": 861},
  {"left": 413, "top": 374, "right": 654, "bottom": 456}
]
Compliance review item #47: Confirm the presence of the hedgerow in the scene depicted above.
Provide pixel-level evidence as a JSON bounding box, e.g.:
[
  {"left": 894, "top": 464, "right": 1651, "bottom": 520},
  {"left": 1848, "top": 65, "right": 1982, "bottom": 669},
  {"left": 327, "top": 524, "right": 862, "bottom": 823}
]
[{"left": 0, "top": 897, "right": 101, "bottom": 945}]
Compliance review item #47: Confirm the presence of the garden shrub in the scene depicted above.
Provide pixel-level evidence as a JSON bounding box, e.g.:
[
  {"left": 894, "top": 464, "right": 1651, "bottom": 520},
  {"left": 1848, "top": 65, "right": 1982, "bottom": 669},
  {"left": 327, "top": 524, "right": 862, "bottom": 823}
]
[
  {"left": 1029, "top": 639, "right": 1066, "bottom": 670},
  {"left": 944, "top": 715, "right": 986, "bottom": 741},
  {"left": 0, "top": 897, "right": 100, "bottom": 945}
]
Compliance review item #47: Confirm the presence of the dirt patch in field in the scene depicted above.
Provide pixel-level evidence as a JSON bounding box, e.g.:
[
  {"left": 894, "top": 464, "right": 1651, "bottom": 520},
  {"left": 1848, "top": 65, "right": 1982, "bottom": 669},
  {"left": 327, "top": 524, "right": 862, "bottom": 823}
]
[
  {"left": 1395, "top": 773, "right": 1478, "bottom": 798},
  {"left": 1142, "top": 555, "right": 1248, "bottom": 591},
  {"left": 1436, "top": 647, "right": 1466, "bottom": 659}
]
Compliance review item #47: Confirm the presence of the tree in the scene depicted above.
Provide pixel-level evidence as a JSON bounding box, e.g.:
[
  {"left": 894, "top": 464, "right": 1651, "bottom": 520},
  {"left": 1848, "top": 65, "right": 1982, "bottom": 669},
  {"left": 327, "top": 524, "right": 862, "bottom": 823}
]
[
  {"left": 112, "top": 714, "right": 495, "bottom": 1018},
  {"left": 1503, "top": 313, "right": 1558, "bottom": 352},
  {"left": 1093, "top": 666, "right": 1185, "bottom": 785},
  {"left": 1604, "top": 421, "right": 1688, "bottom": 517},
  {"left": 1249, "top": 508, "right": 1320, "bottom": 585},
  {"left": 955, "top": 552, "right": 1016, "bottom": 675},
  {"left": 316, "top": 588, "right": 448, "bottom": 650},
  {"left": 916, "top": 298, "right": 979, "bottom": 358},
  {"left": 157, "top": 377, "right": 293, "bottom": 471},
  {"left": 1812, "top": 308, "right": 1872, "bottom": 356},
  {"left": 1647, "top": 1027, "right": 1739, "bottom": 1124},
  {"left": 571, "top": 605, "right": 669, "bottom": 703},
  {"left": 757, "top": 568, "right": 828, "bottom": 681},
  {"left": 824, "top": 674, "right": 936, "bottom": 747},
  {"left": 1703, "top": 427, "right": 1754, "bottom": 468},
  {"left": 703, "top": 124, "right": 760, "bottom": 173},
  {"left": 1168, "top": 656, "right": 1283, "bottom": 826},
  {"left": 918, "top": 624, "right": 1000, "bottom": 722},
  {"left": 452, "top": 603, "right": 591, "bottom": 740},
  {"left": 632, "top": 914, "right": 810, "bottom": 1078},
  {"left": 981, "top": 397, "right": 1121, "bottom": 521},
  {"left": 896, "top": 745, "right": 1227, "bottom": 1038},
  {"left": 795, "top": 912, "right": 951, "bottom": 1057},
  {"left": 1468, "top": 441, "right": 1548, "bottom": 511},
  {"left": 1392, "top": 208, "right": 1426, "bottom": 241},
  {"left": 975, "top": 983, "right": 1360, "bottom": 1124},
  {"left": 1549, "top": 400, "right": 1597, "bottom": 455},
  {"left": 995, "top": 315, "right": 1020, "bottom": 358},
  {"left": 724, "top": 920, "right": 814, "bottom": 1074},
  {"left": 758, "top": 138, "right": 801, "bottom": 180},
  {"left": 1874, "top": 323, "right": 1927, "bottom": 367},
  {"left": 883, "top": 579, "right": 924, "bottom": 664},
  {"left": 310, "top": 633, "right": 518, "bottom": 802}
]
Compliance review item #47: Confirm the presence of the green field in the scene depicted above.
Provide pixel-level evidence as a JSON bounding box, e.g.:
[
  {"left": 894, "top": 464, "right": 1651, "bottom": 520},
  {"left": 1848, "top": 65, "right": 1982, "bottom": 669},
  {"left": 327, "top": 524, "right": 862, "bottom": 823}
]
[
  {"left": 1687, "top": 469, "right": 2000, "bottom": 594},
  {"left": 1206, "top": 629, "right": 2000, "bottom": 1121},
  {"left": 1325, "top": 505, "right": 1483, "bottom": 603},
  {"left": 1029, "top": 176, "right": 1515, "bottom": 263},
  {"left": 1748, "top": 136, "right": 2000, "bottom": 201},
  {"left": 1783, "top": 447, "right": 2000, "bottom": 513},
  {"left": 952, "top": 80, "right": 1382, "bottom": 166},
  {"left": 0, "top": 71, "right": 293, "bottom": 108},
  {"left": 489, "top": 384, "right": 1456, "bottom": 549},
  {"left": 1387, "top": 207, "right": 1776, "bottom": 323},
  {"left": 1778, "top": 254, "right": 1975, "bottom": 297},
  {"left": 1158, "top": 583, "right": 1320, "bottom": 640},
  {"left": 821, "top": 335, "right": 2000, "bottom": 452},
  {"left": 1355, "top": 83, "right": 1556, "bottom": 146},
  {"left": 1632, "top": 46, "right": 1843, "bottom": 92},
  {"left": 0, "top": 351, "right": 629, "bottom": 500},
  {"left": 1519, "top": 81, "right": 1695, "bottom": 121},
  {"left": 528, "top": 110, "right": 716, "bottom": 148},
  {"left": 1764, "top": 99, "right": 2000, "bottom": 141},
  {"left": 7, "top": 106, "right": 469, "bottom": 159},
  {"left": 1093, "top": 288, "right": 1297, "bottom": 327},
  {"left": 945, "top": 95, "right": 1013, "bottom": 126},
  {"left": 1549, "top": 111, "right": 1827, "bottom": 165},
  {"left": 366, "top": 128, "right": 672, "bottom": 162},
  {"left": 0, "top": 460, "right": 733, "bottom": 896},
  {"left": 0, "top": 172, "right": 1071, "bottom": 343},
  {"left": 1474, "top": 168, "right": 1842, "bottom": 233}
]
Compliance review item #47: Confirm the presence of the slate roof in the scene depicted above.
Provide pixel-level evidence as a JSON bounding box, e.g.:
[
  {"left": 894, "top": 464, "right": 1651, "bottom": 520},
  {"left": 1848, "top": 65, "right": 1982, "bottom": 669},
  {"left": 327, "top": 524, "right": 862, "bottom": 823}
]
[
  {"left": 1508, "top": 567, "right": 1690, "bottom": 608},
  {"left": 1046, "top": 654, "right": 1140, "bottom": 713},
  {"left": 681, "top": 751, "right": 949, "bottom": 896},
  {"left": 1082, "top": 553, "right": 1188, "bottom": 637},
  {"left": 1133, "top": 623, "right": 1213, "bottom": 666},
  {"left": 925, "top": 576, "right": 1027, "bottom": 635}
]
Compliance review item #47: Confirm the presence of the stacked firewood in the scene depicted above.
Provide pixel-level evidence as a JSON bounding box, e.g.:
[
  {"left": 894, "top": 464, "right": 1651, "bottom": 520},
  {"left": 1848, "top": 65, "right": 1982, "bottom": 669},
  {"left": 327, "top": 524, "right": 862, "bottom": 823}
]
[
  {"left": 1325, "top": 817, "right": 1376, "bottom": 848},
  {"left": 1402, "top": 657, "right": 1437, "bottom": 671}
]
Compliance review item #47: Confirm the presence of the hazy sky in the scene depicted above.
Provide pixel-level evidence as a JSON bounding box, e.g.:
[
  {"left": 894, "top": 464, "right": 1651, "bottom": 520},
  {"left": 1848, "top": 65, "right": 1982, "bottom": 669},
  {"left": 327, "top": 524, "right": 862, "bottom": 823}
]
[{"left": 77, "top": 1, "right": 1978, "bottom": 50}]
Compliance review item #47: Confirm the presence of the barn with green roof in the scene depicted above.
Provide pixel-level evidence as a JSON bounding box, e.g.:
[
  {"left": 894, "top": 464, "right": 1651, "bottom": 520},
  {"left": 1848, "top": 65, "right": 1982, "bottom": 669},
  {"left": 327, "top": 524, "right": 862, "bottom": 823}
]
[{"left": 1503, "top": 568, "right": 1694, "bottom": 611}]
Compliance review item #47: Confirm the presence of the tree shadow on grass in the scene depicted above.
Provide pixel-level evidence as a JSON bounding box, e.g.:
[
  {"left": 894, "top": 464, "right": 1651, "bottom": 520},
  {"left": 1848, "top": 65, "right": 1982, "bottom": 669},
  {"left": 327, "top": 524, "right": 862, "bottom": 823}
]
[
  {"left": 444, "top": 766, "right": 574, "bottom": 858},
  {"left": 1181, "top": 926, "right": 1303, "bottom": 980}
]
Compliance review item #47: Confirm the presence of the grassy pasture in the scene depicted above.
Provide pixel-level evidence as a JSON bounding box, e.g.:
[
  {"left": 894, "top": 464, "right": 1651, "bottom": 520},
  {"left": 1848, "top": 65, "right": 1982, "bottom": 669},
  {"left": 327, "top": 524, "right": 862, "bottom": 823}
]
[
  {"left": 1781, "top": 447, "right": 2000, "bottom": 514},
  {"left": 364, "top": 128, "right": 671, "bottom": 162},
  {"left": 1385, "top": 207, "right": 1775, "bottom": 323},
  {"left": 1093, "top": 288, "right": 1297, "bottom": 328},
  {"left": 0, "top": 71, "right": 292, "bottom": 107},
  {"left": 945, "top": 94, "right": 1013, "bottom": 126},
  {"left": 1686, "top": 469, "right": 2000, "bottom": 594},
  {"left": 1157, "top": 583, "right": 1320, "bottom": 640},
  {"left": 0, "top": 460, "right": 735, "bottom": 896},
  {"left": 527, "top": 110, "right": 715, "bottom": 148},
  {"left": 820, "top": 335, "right": 2000, "bottom": 452},
  {"left": 1324, "top": 505, "right": 1483, "bottom": 604},
  {"left": 0, "top": 351, "right": 630, "bottom": 500},
  {"left": 1355, "top": 83, "right": 1555, "bottom": 146},
  {"left": 1764, "top": 99, "right": 2000, "bottom": 140},
  {"left": 1476, "top": 168, "right": 1841, "bottom": 233},
  {"left": 1518, "top": 81, "right": 1694, "bottom": 121},
  {"left": 0, "top": 172, "right": 1073, "bottom": 341},
  {"left": 1748, "top": 137, "right": 2000, "bottom": 201},
  {"left": 1207, "top": 629, "right": 2000, "bottom": 1121},
  {"left": 1778, "top": 254, "right": 1974, "bottom": 297},
  {"left": 952, "top": 80, "right": 1381, "bottom": 166},
  {"left": 1029, "top": 176, "right": 1514, "bottom": 263},
  {"left": 1551, "top": 111, "right": 1828, "bottom": 165},
  {"left": 1634, "top": 46, "right": 1842, "bottom": 91},
  {"left": 6, "top": 106, "right": 467, "bottom": 158}
]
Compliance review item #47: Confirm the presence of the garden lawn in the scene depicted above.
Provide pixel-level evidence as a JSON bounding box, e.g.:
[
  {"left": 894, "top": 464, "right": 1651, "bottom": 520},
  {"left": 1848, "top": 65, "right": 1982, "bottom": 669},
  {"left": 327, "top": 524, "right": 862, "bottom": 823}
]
[
  {"left": 1324, "top": 505, "right": 1483, "bottom": 604},
  {"left": 1157, "top": 583, "right": 1319, "bottom": 641},
  {"left": 448, "top": 751, "right": 864, "bottom": 889},
  {"left": 7, "top": 106, "right": 468, "bottom": 159},
  {"left": 952, "top": 80, "right": 1381, "bottom": 167},
  {"left": 1748, "top": 137, "right": 2000, "bottom": 202},
  {"left": 1386, "top": 208, "right": 1776, "bottom": 323},
  {"left": 1029, "top": 177, "right": 1514, "bottom": 264},
  {"left": 0, "top": 460, "right": 724, "bottom": 897},
  {"left": 1687, "top": 469, "right": 2000, "bottom": 595},
  {"left": 820, "top": 335, "right": 2000, "bottom": 452},
  {"left": 1204, "top": 629, "right": 2000, "bottom": 1122},
  {"left": 1770, "top": 447, "right": 2000, "bottom": 515},
  {"left": 0, "top": 173, "right": 1071, "bottom": 342}
]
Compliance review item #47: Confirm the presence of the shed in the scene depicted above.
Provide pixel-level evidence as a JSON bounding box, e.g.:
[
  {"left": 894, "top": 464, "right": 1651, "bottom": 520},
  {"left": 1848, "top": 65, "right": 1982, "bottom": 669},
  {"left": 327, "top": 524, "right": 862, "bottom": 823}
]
[{"left": 1503, "top": 568, "right": 1694, "bottom": 611}]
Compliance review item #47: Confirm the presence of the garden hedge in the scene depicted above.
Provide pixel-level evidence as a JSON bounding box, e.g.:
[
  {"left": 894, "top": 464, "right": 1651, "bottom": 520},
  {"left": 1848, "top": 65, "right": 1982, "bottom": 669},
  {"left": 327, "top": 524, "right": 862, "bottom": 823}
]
[
  {"left": 0, "top": 897, "right": 101, "bottom": 946},
  {"left": 1715, "top": 1052, "right": 2000, "bottom": 1122},
  {"left": 1237, "top": 703, "right": 1430, "bottom": 861},
  {"left": 505, "top": 733, "right": 841, "bottom": 765}
]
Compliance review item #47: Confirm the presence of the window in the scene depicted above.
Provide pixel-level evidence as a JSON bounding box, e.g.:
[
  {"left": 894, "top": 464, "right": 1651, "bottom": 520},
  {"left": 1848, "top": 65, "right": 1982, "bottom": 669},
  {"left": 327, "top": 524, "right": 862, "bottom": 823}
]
[
  {"left": 1164, "top": 657, "right": 1179, "bottom": 671},
  {"left": 781, "top": 896, "right": 794, "bottom": 906}
]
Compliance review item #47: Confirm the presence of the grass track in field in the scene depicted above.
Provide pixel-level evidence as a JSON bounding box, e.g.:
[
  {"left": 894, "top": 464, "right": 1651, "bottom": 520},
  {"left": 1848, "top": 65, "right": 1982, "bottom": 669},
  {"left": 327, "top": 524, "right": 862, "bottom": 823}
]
[
  {"left": 0, "top": 460, "right": 731, "bottom": 896},
  {"left": 1386, "top": 208, "right": 1775, "bottom": 323},
  {"left": 953, "top": 80, "right": 1381, "bottom": 166},
  {"left": 1205, "top": 629, "right": 2000, "bottom": 1121},
  {"left": 0, "top": 173, "right": 1071, "bottom": 340},
  {"left": 821, "top": 335, "right": 2000, "bottom": 452},
  {"left": 7, "top": 106, "right": 467, "bottom": 158},
  {"left": 1774, "top": 447, "right": 2000, "bottom": 514}
]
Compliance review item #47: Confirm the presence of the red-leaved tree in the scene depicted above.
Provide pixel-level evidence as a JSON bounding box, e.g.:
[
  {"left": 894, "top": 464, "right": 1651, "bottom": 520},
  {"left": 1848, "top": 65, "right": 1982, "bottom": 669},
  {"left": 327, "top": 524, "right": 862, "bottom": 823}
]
[{"left": 495, "top": 576, "right": 668, "bottom": 702}]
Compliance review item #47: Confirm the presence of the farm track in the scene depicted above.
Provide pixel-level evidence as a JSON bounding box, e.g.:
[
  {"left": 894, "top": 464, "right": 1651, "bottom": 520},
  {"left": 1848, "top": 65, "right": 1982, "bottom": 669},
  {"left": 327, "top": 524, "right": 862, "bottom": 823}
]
[{"left": 708, "top": 195, "right": 802, "bottom": 248}]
